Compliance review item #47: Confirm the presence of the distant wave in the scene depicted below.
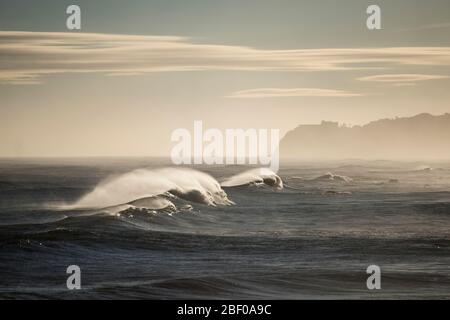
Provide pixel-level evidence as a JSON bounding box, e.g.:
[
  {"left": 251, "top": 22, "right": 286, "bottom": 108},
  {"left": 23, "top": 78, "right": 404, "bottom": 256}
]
[
  {"left": 220, "top": 168, "right": 283, "bottom": 189},
  {"left": 413, "top": 165, "right": 433, "bottom": 172},
  {"left": 71, "top": 167, "right": 233, "bottom": 209},
  {"left": 313, "top": 172, "right": 353, "bottom": 183},
  {"left": 292, "top": 172, "right": 353, "bottom": 183}
]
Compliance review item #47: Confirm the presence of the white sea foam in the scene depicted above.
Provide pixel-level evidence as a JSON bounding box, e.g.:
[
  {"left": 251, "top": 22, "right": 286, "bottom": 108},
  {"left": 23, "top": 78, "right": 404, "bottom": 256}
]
[
  {"left": 129, "top": 196, "right": 177, "bottom": 210},
  {"left": 72, "top": 167, "right": 233, "bottom": 209},
  {"left": 220, "top": 168, "right": 283, "bottom": 189},
  {"left": 312, "top": 172, "right": 353, "bottom": 183}
]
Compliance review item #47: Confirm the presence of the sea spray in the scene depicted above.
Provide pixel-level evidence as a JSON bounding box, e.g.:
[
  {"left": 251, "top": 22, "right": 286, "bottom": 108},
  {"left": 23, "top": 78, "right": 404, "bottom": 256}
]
[{"left": 72, "top": 167, "right": 233, "bottom": 209}]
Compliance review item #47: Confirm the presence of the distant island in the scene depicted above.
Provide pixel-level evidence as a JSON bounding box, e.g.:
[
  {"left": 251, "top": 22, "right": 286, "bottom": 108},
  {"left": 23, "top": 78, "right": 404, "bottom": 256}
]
[{"left": 280, "top": 113, "right": 450, "bottom": 159}]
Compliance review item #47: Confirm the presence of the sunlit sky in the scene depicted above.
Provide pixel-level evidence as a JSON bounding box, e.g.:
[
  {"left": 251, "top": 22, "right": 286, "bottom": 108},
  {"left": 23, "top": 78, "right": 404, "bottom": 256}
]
[{"left": 1, "top": 0, "right": 450, "bottom": 157}]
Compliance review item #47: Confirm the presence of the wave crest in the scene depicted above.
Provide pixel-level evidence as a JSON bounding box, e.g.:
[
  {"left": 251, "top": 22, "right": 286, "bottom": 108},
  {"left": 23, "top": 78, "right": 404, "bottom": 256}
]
[
  {"left": 220, "top": 168, "right": 283, "bottom": 189},
  {"left": 72, "top": 167, "right": 233, "bottom": 209}
]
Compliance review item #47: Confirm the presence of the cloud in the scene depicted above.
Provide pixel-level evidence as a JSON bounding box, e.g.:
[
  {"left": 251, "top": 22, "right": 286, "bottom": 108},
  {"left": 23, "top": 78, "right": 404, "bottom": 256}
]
[
  {"left": 357, "top": 74, "right": 449, "bottom": 86},
  {"left": 400, "top": 22, "right": 450, "bottom": 32},
  {"left": 227, "top": 88, "right": 362, "bottom": 98},
  {"left": 1, "top": 31, "right": 450, "bottom": 84}
]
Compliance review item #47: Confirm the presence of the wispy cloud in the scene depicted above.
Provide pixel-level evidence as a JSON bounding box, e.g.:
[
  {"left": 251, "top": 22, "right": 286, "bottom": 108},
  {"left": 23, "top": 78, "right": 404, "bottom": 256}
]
[
  {"left": 1, "top": 31, "right": 450, "bottom": 84},
  {"left": 400, "top": 22, "right": 450, "bottom": 32},
  {"left": 357, "top": 74, "right": 449, "bottom": 86},
  {"left": 227, "top": 88, "right": 363, "bottom": 98}
]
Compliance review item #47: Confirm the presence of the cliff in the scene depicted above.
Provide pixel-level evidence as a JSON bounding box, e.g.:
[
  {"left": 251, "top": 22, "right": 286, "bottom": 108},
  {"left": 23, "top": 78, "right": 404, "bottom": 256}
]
[{"left": 280, "top": 113, "right": 450, "bottom": 159}]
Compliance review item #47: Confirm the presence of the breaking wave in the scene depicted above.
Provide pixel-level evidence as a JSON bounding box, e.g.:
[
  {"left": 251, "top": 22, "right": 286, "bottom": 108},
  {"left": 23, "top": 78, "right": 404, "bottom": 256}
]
[
  {"left": 220, "top": 168, "right": 283, "bottom": 189},
  {"left": 71, "top": 167, "right": 233, "bottom": 209}
]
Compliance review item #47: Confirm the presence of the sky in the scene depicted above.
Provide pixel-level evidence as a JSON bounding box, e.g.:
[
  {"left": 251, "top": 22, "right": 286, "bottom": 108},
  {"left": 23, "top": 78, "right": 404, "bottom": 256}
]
[{"left": 0, "top": 0, "right": 450, "bottom": 157}]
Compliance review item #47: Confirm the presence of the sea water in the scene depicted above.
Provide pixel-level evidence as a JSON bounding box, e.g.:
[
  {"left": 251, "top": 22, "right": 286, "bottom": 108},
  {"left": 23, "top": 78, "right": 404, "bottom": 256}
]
[{"left": 0, "top": 158, "right": 449, "bottom": 299}]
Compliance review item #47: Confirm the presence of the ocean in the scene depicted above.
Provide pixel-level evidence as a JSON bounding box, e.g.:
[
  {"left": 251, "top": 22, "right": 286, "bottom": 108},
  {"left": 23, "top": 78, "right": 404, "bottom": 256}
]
[{"left": 0, "top": 158, "right": 449, "bottom": 299}]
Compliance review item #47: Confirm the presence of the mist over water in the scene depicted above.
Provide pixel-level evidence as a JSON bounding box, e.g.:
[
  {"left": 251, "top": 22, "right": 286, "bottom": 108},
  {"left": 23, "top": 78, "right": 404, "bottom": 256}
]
[{"left": 1, "top": 158, "right": 450, "bottom": 299}]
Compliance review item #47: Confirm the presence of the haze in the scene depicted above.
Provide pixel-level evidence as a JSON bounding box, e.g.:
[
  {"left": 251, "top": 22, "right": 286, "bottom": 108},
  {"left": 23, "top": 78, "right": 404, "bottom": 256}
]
[{"left": 0, "top": 0, "right": 450, "bottom": 158}]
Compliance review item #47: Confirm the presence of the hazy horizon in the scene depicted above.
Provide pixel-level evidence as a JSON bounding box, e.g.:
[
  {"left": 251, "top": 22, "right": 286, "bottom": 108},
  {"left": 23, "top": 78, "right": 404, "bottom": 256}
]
[{"left": 1, "top": 112, "right": 450, "bottom": 161}]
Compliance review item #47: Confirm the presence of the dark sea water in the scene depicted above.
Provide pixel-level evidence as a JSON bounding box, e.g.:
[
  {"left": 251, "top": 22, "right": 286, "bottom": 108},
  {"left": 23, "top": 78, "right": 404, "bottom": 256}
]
[{"left": 1, "top": 158, "right": 450, "bottom": 299}]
